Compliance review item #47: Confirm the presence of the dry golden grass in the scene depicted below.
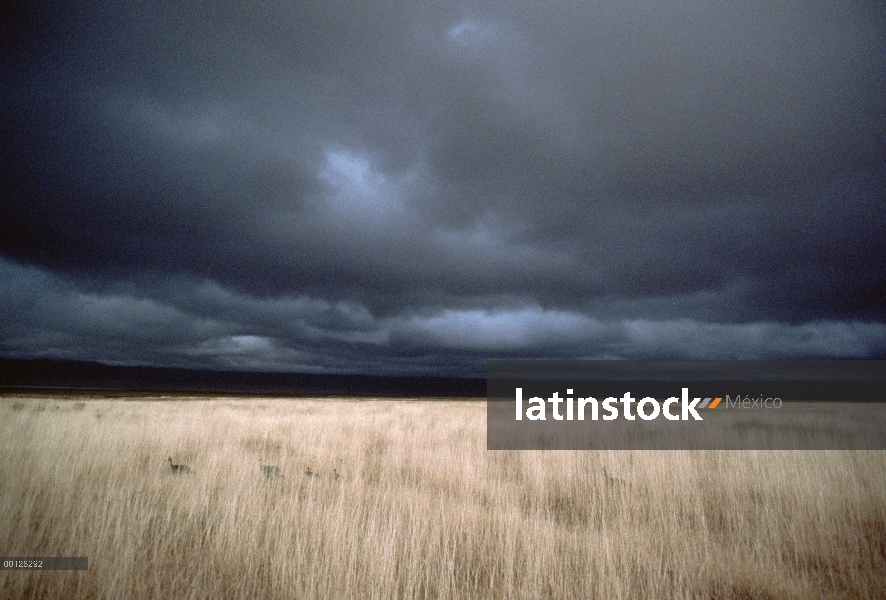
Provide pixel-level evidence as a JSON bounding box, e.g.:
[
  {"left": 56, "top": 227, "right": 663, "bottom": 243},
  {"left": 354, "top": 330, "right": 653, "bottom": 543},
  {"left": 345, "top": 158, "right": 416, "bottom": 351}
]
[{"left": 1, "top": 396, "right": 885, "bottom": 599}]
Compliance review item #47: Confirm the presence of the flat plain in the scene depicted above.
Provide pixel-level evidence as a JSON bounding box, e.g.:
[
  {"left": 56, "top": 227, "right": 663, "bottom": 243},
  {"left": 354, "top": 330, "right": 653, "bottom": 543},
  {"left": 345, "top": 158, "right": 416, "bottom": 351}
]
[{"left": 1, "top": 396, "right": 885, "bottom": 599}]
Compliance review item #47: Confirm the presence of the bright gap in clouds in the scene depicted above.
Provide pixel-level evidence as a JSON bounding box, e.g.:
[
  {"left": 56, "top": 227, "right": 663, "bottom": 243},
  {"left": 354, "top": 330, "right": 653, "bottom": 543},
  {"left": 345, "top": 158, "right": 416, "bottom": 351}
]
[
  {"left": 404, "top": 308, "right": 612, "bottom": 351},
  {"left": 403, "top": 308, "right": 886, "bottom": 359},
  {"left": 318, "top": 149, "right": 407, "bottom": 226},
  {"left": 448, "top": 20, "right": 484, "bottom": 40}
]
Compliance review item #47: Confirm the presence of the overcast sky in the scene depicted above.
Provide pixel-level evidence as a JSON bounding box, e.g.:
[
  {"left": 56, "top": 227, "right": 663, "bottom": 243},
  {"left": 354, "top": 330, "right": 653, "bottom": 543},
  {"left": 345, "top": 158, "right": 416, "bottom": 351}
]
[{"left": 2, "top": 1, "right": 885, "bottom": 376}]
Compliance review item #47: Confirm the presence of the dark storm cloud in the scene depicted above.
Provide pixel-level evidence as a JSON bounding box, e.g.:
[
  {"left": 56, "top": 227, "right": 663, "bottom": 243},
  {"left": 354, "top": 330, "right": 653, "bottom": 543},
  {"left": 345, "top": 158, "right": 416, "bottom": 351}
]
[
  {"left": 2, "top": 1, "right": 885, "bottom": 374},
  {"left": 3, "top": 258, "right": 884, "bottom": 376}
]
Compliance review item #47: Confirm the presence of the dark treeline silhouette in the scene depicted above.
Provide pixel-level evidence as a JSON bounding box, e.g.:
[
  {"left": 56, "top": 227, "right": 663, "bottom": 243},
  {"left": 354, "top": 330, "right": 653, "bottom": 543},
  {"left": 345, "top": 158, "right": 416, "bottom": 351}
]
[{"left": 0, "top": 358, "right": 485, "bottom": 398}]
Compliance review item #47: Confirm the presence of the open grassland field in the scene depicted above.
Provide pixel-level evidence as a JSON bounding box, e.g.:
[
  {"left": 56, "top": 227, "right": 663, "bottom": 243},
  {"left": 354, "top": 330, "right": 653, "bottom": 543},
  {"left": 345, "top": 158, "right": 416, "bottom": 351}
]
[{"left": 1, "top": 397, "right": 885, "bottom": 599}]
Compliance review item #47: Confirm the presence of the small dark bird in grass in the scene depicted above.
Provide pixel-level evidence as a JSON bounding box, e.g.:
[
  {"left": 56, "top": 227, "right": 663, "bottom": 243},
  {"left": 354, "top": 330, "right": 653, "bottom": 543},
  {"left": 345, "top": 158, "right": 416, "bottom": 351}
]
[
  {"left": 168, "top": 457, "right": 191, "bottom": 474},
  {"left": 260, "top": 459, "right": 281, "bottom": 478},
  {"left": 602, "top": 467, "right": 626, "bottom": 488}
]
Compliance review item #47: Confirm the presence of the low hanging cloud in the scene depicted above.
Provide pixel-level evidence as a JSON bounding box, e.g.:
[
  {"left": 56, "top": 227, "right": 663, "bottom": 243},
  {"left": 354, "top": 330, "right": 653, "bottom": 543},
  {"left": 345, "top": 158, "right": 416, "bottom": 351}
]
[
  {"left": 2, "top": 258, "right": 883, "bottom": 376},
  {"left": 1, "top": 1, "right": 884, "bottom": 375}
]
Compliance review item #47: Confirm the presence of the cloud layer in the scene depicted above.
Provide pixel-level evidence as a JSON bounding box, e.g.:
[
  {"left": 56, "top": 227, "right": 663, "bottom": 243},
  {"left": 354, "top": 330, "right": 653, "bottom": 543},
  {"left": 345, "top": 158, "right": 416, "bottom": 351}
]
[{"left": 2, "top": 1, "right": 884, "bottom": 375}]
